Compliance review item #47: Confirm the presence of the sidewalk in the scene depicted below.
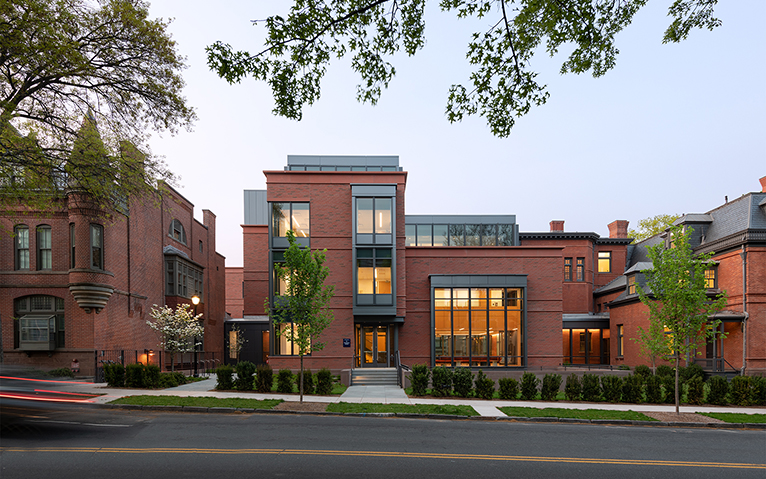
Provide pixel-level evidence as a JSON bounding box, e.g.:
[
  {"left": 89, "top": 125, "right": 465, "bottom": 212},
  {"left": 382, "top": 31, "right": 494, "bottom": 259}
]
[{"left": 62, "top": 379, "right": 766, "bottom": 418}]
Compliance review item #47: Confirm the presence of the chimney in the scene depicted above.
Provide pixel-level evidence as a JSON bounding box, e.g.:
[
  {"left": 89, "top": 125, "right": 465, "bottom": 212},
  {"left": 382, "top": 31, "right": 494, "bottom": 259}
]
[
  {"left": 760, "top": 175, "right": 766, "bottom": 193},
  {"left": 550, "top": 220, "right": 565, "bottom": 232},
  {"left": 608, "top": 220, "right": 629, "bottom": 239}
]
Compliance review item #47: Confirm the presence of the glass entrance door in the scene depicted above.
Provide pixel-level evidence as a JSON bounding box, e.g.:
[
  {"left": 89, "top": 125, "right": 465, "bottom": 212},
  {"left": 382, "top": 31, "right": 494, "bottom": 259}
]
[{"left": 361, "top": 325, "right": 388, "bottom": 367}]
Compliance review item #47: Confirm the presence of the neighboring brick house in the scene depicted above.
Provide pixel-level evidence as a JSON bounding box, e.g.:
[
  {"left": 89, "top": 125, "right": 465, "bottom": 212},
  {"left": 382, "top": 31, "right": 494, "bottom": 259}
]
[
  {"left": 600, "top": 177, "right": 766, "bottom": 376},
  {"left": 1, "top": 127, "right": 226, "bottom": 376}
]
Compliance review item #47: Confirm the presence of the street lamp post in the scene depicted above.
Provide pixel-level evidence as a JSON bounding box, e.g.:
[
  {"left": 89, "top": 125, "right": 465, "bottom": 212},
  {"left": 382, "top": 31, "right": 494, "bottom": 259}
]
[{"left": 191, "top": 295, "right": 200, "bottom": 377}]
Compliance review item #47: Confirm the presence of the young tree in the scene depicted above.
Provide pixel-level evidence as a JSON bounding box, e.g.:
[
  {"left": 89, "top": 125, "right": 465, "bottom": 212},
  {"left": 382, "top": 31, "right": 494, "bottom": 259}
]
[
  {"left": 146, "top": 304, "right": 204, "bottom": 373},
  {"left": 631, "top": 315, "right": 671, "bottom": 375},
  {"left": 1, "top": 0, "right": 195, "bottom": 211},
  {"left": 266, "top": 230, "right": 335, "bottom": 403},
  {"left": 207, "top": 1, "right": 723, "bottom": 137},
  {"left": 628, "top": 214, "right": 681, "bottom": 242},
  {"left": 637, "top": 225, "right": 728, "bottom": 413}
]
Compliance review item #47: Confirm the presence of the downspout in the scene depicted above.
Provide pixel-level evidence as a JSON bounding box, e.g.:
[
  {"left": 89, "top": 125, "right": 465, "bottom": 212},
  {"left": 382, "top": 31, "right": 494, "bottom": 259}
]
[
  {"left": 740, "top": 246, "right": 747, "bottom": 375},
  {"left": 127, "top": 211, "right": 131, "bottom": 314}
]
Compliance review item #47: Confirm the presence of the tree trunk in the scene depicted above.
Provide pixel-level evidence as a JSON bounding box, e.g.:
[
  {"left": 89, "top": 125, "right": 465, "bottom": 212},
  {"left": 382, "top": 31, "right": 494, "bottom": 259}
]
[
  {"left": 674, "top": 356, "right": 680, "bottom": 414},
  {"left": 299, "top": 353, "right": 304, "bottom": 403},
  {"left": 170, "top": 352, "right": 175, "bottom": 373}
]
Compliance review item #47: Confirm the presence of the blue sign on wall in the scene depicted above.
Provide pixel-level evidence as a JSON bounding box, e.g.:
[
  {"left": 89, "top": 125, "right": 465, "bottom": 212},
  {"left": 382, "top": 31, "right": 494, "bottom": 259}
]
[{"left": 343, "top": 338, "right": 351, "bottom": 348}]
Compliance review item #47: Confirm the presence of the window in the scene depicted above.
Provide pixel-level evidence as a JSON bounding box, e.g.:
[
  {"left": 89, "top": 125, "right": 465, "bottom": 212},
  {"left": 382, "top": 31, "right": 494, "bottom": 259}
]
[
  {"left": 627, "top": 276, "right": 636, "bottom": 295},
  {"left": 165, "top": 257, "right": 203, "bottom": 299},
  {"left": 14, "top": 225, "right": 29, "bottom": 270},
  {"left": 416, "top": 224, "right": 432, "bottom": 246},
  {"left": 598, "top": 251, "right": 611, "bottom": 273},
  {"left": 564, "top": 257, "right": 572, "bottom": 281},
  {"left": 617, "top": 325, "right": 624, "bottom": 357},
  {"left": 704, "top": 267, "right": 717, "bottom": 289},
  {"left": 576, "top": 258, "right": 584, "bottom": 282},
  {"left": 274, "top": 323, "right": 302, "bottom": 355},
  {"left": 70, "top": 223, "right": 76, "bottom": 269},
  {"left": 356, "top": 248, "right": 392, "bottom": 304},
  {"left": 37, "top": 225, "right": 52, "bottom": 270},
  {"left": 199, "top": 240, "right": 203, "bottom": 253},
  {"left": 356, "top": 198, "right": 392, "bottom": 243},
  {"left": 14, "top": 295, "right": 65, "bottom": 350},
  {"left": 272, "top": 202, "right": 310, "bottom": 237},
  {"left": 90, "top": 224, "right": 104, "bottom": 270},
  {"left": 169, "top": 219, "right": 187, "bottom": 244},
  {"left": 405, "top": 224, "right": 416, "bottom": 246}
]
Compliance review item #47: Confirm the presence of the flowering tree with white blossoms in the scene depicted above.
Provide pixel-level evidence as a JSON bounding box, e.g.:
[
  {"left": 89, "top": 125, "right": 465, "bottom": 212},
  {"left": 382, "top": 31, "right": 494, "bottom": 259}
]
[{"left": 147, "top": 304, "right": 204, "bottom": 372}]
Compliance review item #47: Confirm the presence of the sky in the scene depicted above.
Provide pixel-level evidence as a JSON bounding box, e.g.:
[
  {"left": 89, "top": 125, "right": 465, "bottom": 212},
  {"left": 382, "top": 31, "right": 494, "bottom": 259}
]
[{"left": 145, "top": 1, "right": 765, "bottom": 267}]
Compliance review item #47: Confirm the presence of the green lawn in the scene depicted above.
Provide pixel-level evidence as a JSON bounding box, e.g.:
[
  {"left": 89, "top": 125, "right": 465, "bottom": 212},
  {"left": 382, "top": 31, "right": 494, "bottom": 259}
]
[
  {"left": 110, "top": 395, "right": 282, "bottom": 409},
  {"left": 697, "top": 412, "right": 766, "bottom": 423},
  {"left": 498, "top": 406, "right": 657, "bottom": 421},
  {"left": 326, "top": 402, "right": 478, "bottom": 416}
]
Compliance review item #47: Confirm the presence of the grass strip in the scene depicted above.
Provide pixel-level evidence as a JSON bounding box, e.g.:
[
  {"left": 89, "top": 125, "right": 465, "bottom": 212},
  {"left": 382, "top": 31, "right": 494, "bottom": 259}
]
[
  {"left": 109, "top": 395, "right": 282, "bottom": 409},
  {"left": 697, "top": 412, "right": 766, "bottom": 424},
  {"left": 498, "top": 406, "right": 656, "bottom": 421},
  {"left": 327, "top": 402, "right": 478, "bottom": 416}
]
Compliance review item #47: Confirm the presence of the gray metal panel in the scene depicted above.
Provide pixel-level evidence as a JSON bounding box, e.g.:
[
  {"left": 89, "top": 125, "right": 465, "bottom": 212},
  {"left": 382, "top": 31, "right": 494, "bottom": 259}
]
[
  {"left": 288, "top": 155, "right": 400, "bottom": 168},
  {"left": 244, "top": 190, "right": 268, "bottom": 225},
  {"left": 406, "top": 214, "right": 516, "bottom": 224},
  {"left": 351, "top": 184, "right": 397, "bottom": 196},
  {"left": 429, "top": 274, "right": 527, "bottom": 288}
]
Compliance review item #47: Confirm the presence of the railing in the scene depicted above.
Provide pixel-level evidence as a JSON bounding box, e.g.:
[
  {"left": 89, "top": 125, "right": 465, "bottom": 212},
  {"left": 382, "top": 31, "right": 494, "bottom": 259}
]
[
  {"left": 94, "top": 350, "right": 221, "bottom": 383},
  {"left": 394, "top": 350, "right": 409, "bottom": 388},
  {"left": 693, "top": 357, "right": 739, "bottom": 375}
]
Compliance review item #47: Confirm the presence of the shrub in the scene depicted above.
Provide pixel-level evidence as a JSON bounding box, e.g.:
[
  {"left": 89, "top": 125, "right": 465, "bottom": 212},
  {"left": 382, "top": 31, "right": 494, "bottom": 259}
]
[
  {"left": 316, "top": 368, "right": 333, "bottom": 395},
  {"left": 686, "top": 375, "right": 704, "bottom": 405},
  {"left": 277, "top": 369, "right": 295, "bottom": 394},
  {"left": 750, "top": 376, "right": 766, "bottom": 406},
  {"left": 541, "top": 373, "right": 562, "bottom": 401},
  {"left": 48, "top": 367, "right": 75, "bottom": 378},
  {"left": 215, "top": 364, "right": 234, "bottom": 390},
  {"left": 520, "top": 372, "right": 540, "bottom": 401},
  {"left": 645, "top": 375, "right": 663, "bottom": 403},
  {"left": 104, "top": 363, "right": 125, "bottom": 387},
  {"left": 158, "top": 372, "right": 187, "bottom": 388},
  {"left": 656, "top": 365, "right": 674, "bottom": 378},
  {"left": 453, "top": 368, "right": 474, "bottom": 398},
  {"left": 707, "top": 375, "right": 729, "bottom": 406},
  {"left": 662, "top": 375, "right": 676, "bottom": 403},
  {"left": 600, "top": 375, "right": 622, "bottom": 403},
  {"left": 431, "top": 366, "right": 453, "bottom": 397},
  {"left": 256, "top": 364, "right": 274, "bottom": 393},
  {"left": 234, "top": 361, "right": 257, "bottom": 391},
  {"left": 297, "top": 369, "right": 315, "bottom": 395},
  {"left": 730, "top": 375, "right": 752, "bottom": 406},
  {"left": 125, "top": 363, "right": 146, "bottom": 388},
  {"left": 581, "top": 374, "right": 601, "bottom": 402},
  {"left": 498, "top": 377, "right": 519, "bottom": 400},
  {"left": 564, "top": 374, "right": 581, "bottom": 401},
  {"left": 681, "top": 363, "right": 705, "bottom": 383},
  {"left": 634, "top": 364, "right": 651, "bottom": 378},
  {"left": 144, "top": 364, "right": 161, "bottom": 388},
  {"left": 409, "top": 364, "right": 430, "bottom": 396},
  {"left": 621, "top": 374, "right": 643, "bottom": 403},
  {"left": 474, "top": 370, "right": 495, "bottom": 400},
  {"left": 618, "top": 365, "right": 630, "bottom": 371}
]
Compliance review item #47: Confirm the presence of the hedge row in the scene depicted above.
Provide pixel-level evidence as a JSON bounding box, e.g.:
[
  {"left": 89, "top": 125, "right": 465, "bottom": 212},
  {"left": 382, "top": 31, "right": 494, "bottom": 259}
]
[{"left": 215, "top": 363, "right": 335, "bottom": 395}]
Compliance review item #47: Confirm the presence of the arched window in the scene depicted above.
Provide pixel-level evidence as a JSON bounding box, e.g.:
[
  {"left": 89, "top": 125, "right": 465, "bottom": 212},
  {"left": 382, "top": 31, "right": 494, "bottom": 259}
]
[
  {"left": 169, "top": 219, "right": 186, "bottom": 244},
  {"left": 14, "top": 295, "right": 65, "bottom": 350},
  {"left": 14, "top": 225, "right": 29, "bottom": 270}
]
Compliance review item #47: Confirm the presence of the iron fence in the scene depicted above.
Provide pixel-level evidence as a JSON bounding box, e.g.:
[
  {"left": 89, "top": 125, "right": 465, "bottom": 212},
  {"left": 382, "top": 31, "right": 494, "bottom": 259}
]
[{"left": 94, "top": 349, "right": 221, "bottom": 383}]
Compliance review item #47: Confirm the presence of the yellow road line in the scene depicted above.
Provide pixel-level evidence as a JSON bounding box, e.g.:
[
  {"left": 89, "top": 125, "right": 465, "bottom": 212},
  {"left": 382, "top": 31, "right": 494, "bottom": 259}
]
[{"left": 1, "top": 447, "right": 764, "bottom": 469}]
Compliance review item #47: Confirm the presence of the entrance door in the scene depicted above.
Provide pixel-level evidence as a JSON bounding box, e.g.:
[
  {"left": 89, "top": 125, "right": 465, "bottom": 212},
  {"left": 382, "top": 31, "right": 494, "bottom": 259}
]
[{"left": 361, "top": 325, "right": 388, "bottom": 367}]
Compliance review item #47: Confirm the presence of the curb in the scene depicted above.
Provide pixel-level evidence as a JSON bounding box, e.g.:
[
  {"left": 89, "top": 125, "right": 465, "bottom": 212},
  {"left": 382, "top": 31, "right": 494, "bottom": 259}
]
[{"left": 98, "top": 404, "right": 766, "bottom": 429}]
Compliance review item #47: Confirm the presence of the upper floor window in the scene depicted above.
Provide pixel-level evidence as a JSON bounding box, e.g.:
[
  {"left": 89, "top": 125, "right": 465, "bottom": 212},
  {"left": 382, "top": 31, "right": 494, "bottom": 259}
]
[
  {"left": 199, "top": 240, "right": 203, "bottom": 253},
  {"left": 564, "top": 257, "right": 572, "bottom": 281},
  {"left": 169, "top": 219, "right": 187, "bottom": 244},
  {"left": 90, "top": 224, "right": 104, "bottom": 270},
  {"left": 704, "top": 267, "right": 717, "bottom": 289},
  {"left": 70, "top": 223, "right": 76, "bottom": 269},
  {"left": 406, "top": 223, "right": 514, "bottom": 246},
  {"left": 36, "top": 225, "right": 52, "bottom": 270},
  {"left": 14, "top": 225, "right": 29, "bottom": 270},
  {"left": 356, "top": 248, "right": 392, "bottom": 304},
  {"left": 598, "top": 251, "right": 611, "bottom": 273},
  {"left": 272, "top": 202, "right": 310, "bottom": 238},
  {"left": 575, "top": 258, "right": 584, "bottom": 281},
  {"left": 166, "top": 257, "right": 203, "bottom": 299},
  {"left": 627, "top": 276, "right": 636, "bottom": 295},
  {"left": 356, "top": 198, "right": 392, "bottom": 237}
]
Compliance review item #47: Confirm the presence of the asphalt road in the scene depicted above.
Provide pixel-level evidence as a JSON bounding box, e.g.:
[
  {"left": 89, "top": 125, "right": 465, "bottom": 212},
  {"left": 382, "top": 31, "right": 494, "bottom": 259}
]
[{"left": 1, "top": 407, "right": 764, "bottom": 478}]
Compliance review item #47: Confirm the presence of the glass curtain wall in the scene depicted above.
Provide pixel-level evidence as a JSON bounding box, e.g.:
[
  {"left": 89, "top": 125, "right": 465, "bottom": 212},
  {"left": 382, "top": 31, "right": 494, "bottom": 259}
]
[{"left": 562, "top": 328, "right": 609, "bottom": 364}]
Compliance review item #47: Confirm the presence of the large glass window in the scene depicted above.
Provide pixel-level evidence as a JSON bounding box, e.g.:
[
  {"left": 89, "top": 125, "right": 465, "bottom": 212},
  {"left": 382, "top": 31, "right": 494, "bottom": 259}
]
[
  {"left": 14, "top": 295, "right": 65, "bottom": 350},
  {"left": 357, "top": 249, "right": 392, "bottom": 296},
  {"left": 36, "top": 225, "right": 52, "bottom": 270},
  {"left": 407, "top": 223, "right": 514, "bottom": 246},
  {"left": 416, "top": 224, "right": 432, "bottom": 246},
  {"left": 598, "top": 251, "right": 611, "bottom": 273},
  {"left": 90, "top": 224, "right": 103, "bottom": 270},
  {"left": 356, "top": 198, "right": 392, "bottom": 243},
  {"left": 274, "top": 323, "right": 301, "bottom": 355},
  {"left": 562, "top": 328, "right": 606, "bottom": 364},
  {"left": 433, "top": 225, "right": 448, "bottom": 246},
  {"left": 272, "top": 202, "right": 310, "bottom": 238},
  {"left": 434, "top": 287, "right": 524, "bottom": 367},
  {"left": 405, "top": 224, "right": 416, "bottom": 246},
  {"left": 165, "top": 257, "right": 203, "bottom": 299},
  {"left": 14, "top": 225, "right": 29, "bottom": 270}
]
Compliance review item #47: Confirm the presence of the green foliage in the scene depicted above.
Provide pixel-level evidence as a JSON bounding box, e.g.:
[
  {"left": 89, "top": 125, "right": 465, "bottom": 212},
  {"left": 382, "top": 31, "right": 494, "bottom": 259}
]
[
  {"left": 686, "top": 375, "right": 705, "bottom": 405},
  {"left": 452, "top": 368, "right": 474, "bottom": 398},
  {"left": 315, "top": 368, "right": 333, "bottom": 395},
  {"left": 540, "top": 374, "right": 562, "bottom": 401},
  {"left": 520, "top": 372, "right": 539, "bottom": 401},
  {"left": 600, "top": 375, "right": 623, "bottom": 403},
  {"left": 662, "top": 375, "right": 676, "bottom": 404},
  {"left": 750, "top": 376, "right": 766, "bottom": 406},
  {"left": 158, "top": 372, "right": 187, "bottom": 389},
  {"left": 0, "top": 0, "right": 194, "bottom": 211},
  {"left": 730, "top": 376, "right": 752, "bottom": 406},
  {"left": 680, "top": 363, "right": 705, "bottom": 383},
  {"left": 409, "top": 364, "right": 430, "bottom": 396},
  {"left": 144, "top": 364, "right": 161, "bottom": 388},
  {"left": 656, "top": 365, "right": 674, "bottom": 378},
  {"left": 634, "top": 364, "right": 652, "bottom": 378},
  {"left": 125, "top": 363, "right": 146, "bottom": 388},
  {"left": 581, "top": 374, "right": 601, "bottom": 402},
  {"left": 621, "top": 374, "right": 644, "bottom": 403},
  {"left": 707, "top": 376, "right": 729, "bottom": 406},
  {"left": 256, "top": 364, "right": 274, "bottom": 393},
  {"left": 431, "top": 366, "right": 453, "bottom": 397},
  {"left": 235, "top": 361, "right": 257, "bottom": 391},
  {"left": 206, "top": 2, "right": 720, "bottom": 138},
  {"left": 498, "top": 377, "right": 519, "bottom": 400},
  {"left": 104, "top": 363, "right": 125, "bottom": 387},
  {"left": 645, "top": 375, "right": 663, "bottom": 404},
  {"left": 147, "top": 304, "right": 204, "bottom": 373},
  {"left": 628, "top": 214, "right": 681, "bottom": 242},
  {"left": 298, "top": 369, "right": 315, "bottom": 395},
  {"left": 215, "top": 365, "right": 234, "bottom": 390},
  {"left": 564, "top": 374, "right": 582, "bottom": 401},
  {"left": 47, "top": 367, "right": 75, "bottom": 378},
  {"left": 277, "top": 369, "right": 295, "bottom": 394},
  {"left": 474, "top": 370, "right": 495, "bottom": 400}
]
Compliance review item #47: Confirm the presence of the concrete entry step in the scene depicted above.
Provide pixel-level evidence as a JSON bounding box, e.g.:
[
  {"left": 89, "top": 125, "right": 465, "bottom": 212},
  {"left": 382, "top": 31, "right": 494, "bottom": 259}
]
[{"left": 351, "top": 368, "right": 399, "bottom": 386}]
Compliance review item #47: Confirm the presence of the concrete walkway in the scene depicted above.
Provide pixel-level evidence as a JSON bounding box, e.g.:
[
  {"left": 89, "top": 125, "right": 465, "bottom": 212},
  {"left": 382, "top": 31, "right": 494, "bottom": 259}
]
[{"left": 59, "top": 378, "right": 766, "bottom": 418}]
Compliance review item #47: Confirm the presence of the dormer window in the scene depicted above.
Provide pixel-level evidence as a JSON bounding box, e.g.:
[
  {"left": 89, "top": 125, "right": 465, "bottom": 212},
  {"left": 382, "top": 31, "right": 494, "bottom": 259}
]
[
  {"left": 704, "top": 267, "right": 717, "bottom": 289},
  {"left": 169, "top": 219, "right": 187, "bottom": 244},
  {"left": 627, "top": 276, "right": 636, "bottom": 295}
]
